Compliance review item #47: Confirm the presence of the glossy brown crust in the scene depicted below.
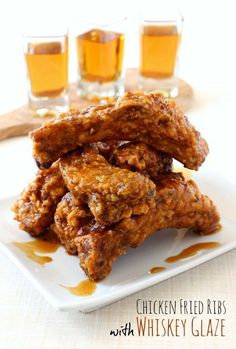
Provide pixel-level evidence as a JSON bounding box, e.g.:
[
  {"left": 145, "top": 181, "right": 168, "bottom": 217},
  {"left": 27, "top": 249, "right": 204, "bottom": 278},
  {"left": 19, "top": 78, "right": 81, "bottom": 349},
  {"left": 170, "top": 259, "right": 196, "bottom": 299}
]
[
  {"left": 30, "top": 92, "right": 209, "bottom": 170},
  {"left": 53, "top": 193, "right": 91, "bottom": 255},
  {"left": 12, "top": 141, "right": 170, "bottom": 236},
  {"left": 107, "top": 141, "right": 172, "bottom": 180},
  {"left": 59, "top": 147, "right": 156, "bottom": 226},
  {"left": 75, "top": 173, "right": 221, "bottom": 281},
  {"left": 12, "top": 161, "right": 67, "bottom": 236}
]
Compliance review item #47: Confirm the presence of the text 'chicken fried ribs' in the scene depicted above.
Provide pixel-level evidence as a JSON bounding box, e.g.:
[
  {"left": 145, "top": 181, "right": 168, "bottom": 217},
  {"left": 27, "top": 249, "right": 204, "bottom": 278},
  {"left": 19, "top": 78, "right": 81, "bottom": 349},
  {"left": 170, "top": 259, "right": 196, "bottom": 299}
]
[
  {"left": 75, "top": 173, "right": 221, "bottom": 281},
  {"left": 59, "top": 147, "right": 156, "bottom": 226},
  {"left": 12, "top": 161, "right": 67, "bottom": 236},
  {"left": 30, "top": 92, "right": 209, "bottom": 170}
]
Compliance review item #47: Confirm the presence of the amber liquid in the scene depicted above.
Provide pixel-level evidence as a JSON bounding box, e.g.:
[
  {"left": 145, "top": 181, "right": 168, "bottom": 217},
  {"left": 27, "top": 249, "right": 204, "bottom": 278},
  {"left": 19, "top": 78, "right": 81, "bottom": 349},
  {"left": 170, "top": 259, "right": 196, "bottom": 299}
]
[
  {"left": 140, "top": 25, "right": 181, "bottom": 79},
  {"left": 61, "top": 279, "right": 96, "bottom": 296},
  {"left": 25, "top": 40, "right": 68, "bottom": 97},
  {"left": 165, "top": 242, "right": 221, "bottom": 263},
  {"left": 149, "top": 266, "right": 166, "bottom": 274},
  {"left": 13, "top": 230, "right": 60, "bottom": 265},
  {"left": 76, "top": 29, "right": 124, "bottom": 83}
]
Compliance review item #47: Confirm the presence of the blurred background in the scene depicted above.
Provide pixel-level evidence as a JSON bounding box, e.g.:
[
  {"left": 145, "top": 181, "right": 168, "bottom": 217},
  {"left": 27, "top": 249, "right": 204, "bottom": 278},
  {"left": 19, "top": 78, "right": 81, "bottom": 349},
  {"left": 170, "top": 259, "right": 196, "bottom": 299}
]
[
  {"left": 0, "top": 0, "right": 235, "bottom": 111},
  {"left": 0, "top": 0, "right": 236, "bottom": 198}
]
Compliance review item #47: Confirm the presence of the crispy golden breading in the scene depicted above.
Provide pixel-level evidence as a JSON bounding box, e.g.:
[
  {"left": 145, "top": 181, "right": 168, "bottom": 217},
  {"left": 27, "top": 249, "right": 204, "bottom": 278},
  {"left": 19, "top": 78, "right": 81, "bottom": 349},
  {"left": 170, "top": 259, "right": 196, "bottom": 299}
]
[
  {"left": 107, "top": 141, "right": 172, "bottom": 180},
  {"left": 13, "top": 91, "right": 220, "bottom": 283},
  {"left": 59, "top": 147, "right": 156, "bottom": 226},
  {"left": 74, "top": 173, "right": 221, "bottom": 281},
  {"left": 12, "top": 161, "right": 67, "bottom": 236},
  {"left": 53, "top": 193, "right": 91, "bottom": 255},
  {"left": 12, "top": 141, "right": 170, "bottom": 235},
  {"left": 30, "top": 92, "right": 208, "bottom": 170}
]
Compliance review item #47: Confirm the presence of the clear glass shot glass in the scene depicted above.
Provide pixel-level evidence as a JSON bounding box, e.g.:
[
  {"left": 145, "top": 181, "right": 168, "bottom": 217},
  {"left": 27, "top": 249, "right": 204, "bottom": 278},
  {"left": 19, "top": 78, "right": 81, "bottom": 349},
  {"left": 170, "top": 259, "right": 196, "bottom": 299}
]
[
  {"left": 139, "top": 9, "right": 183, "bottom": 98},
  {"left": 23, "top": 23, "right": 69, "bottom": 117},
  {"left": 74, "top": 14, "right": 126, "bottom": 102}
]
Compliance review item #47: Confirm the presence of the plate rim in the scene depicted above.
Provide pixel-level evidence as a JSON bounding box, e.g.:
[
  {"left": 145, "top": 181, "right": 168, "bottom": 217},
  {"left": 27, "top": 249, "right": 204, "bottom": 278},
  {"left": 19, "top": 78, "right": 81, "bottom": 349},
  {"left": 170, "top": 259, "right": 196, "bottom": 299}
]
[{"left": 0, "top": 196, "right": 236, "bottom": 312}]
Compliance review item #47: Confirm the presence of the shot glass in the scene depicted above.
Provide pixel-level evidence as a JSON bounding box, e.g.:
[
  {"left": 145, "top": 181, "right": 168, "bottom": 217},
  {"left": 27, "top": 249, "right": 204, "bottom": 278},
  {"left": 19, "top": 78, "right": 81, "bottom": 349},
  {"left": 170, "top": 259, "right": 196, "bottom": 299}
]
[
  {"left": 74, "top": 14, "right": 126, "bottom": 102},
  {"left": 139, "top": 10, "right": 183, "bottom": 97},
  {"left": 23, "top": 24, "right": 69, "bottom": 117}
]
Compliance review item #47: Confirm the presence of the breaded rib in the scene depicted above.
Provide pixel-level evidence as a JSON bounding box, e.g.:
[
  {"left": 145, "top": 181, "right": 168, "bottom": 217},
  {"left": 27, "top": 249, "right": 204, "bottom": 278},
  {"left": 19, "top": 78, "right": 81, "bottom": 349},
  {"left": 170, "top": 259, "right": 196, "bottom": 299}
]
[
  {"left": 74, "top": 173, "right": 221, "bottom": 281},
  {"left": 30, "top": 92, "right": 208, "bottom": 170},
  {"left": 53, "top": 193, "right": 92, "bottom": 255},
  {"left": 106, "top": 141, "right": 172, "bottom": 180},
  {"left": 12, "top": 161, "right": 67, "bottom": 236},
  {"left": 59, "top": 147, "right": 156, "bottom": 226},
  {"left": 53, "top": 141, "right": 172, "bottom": 255},
  {"left": 12, "top": 141, "right": 170, "bottom": 235}
]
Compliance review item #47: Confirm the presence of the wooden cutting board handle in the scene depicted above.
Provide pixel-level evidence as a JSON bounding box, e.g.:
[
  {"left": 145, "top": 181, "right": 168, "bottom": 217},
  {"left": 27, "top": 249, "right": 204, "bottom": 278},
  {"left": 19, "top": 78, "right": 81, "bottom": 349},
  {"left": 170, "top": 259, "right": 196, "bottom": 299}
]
[{"left": 0, "top": 68, "right": 193, "bottom": 141}]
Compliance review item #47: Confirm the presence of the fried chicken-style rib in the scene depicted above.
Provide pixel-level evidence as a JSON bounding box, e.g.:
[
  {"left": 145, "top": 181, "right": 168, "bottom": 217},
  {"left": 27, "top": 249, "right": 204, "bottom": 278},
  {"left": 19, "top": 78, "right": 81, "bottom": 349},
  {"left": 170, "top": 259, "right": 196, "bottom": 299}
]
[
  {"left": 74, "top": 173, "right": 220, "bottom": 281},
  {"left": 110, "top": 142, "right": 172, "bottom": 179},
  {"left": 59, "top": 147, "right": 156, "bottom": 226},
  {"left": 30, "top": 92, "right": 209, "bottom": 170},
  {"left": 54, "top": 143, "right": 171, "bottom": 253},
  {"left": 53, "top": 193, "right": 92, "bottom": 255},
  {"left": 12, "top": 141, "right": 170, "bottom": 236},
  {"left": 94, "top": 141, "right": 172, "bottom": 181},
  {"left": 12, "top": 161, "right": 67, "bottom": 236}
]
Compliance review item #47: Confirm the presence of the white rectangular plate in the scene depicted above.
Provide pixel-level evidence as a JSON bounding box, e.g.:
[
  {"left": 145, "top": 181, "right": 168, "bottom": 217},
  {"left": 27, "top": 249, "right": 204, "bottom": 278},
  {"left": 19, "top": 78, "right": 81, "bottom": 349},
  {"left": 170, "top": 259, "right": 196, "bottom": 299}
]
[{"left": 0, "top": 170, "right": 236, "bottom": 312}]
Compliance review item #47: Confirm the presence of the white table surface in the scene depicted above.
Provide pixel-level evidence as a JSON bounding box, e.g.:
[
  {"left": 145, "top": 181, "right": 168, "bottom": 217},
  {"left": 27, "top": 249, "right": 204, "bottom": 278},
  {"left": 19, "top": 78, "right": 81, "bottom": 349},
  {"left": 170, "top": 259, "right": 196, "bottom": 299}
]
[{"left": 0, "top": 0, "right": 236, "bottom": 348}]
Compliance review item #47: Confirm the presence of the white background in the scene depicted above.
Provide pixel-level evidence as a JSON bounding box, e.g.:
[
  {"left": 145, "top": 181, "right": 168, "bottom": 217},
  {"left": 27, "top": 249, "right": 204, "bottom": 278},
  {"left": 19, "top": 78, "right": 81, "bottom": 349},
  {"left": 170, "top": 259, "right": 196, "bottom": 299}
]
[
  {"left": 0, "top": 0, "right": 236, "bottom": 197},
  {"left": 0, "top": 0, "right": 236, "bottom": 348}
]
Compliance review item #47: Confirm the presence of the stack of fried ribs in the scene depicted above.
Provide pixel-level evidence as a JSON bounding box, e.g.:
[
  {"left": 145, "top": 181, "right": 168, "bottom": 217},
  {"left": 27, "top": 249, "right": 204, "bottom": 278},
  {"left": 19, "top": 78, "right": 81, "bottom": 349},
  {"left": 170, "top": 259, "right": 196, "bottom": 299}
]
[{"left": 13, "top": 92, "right": 221, "bottom": 281}]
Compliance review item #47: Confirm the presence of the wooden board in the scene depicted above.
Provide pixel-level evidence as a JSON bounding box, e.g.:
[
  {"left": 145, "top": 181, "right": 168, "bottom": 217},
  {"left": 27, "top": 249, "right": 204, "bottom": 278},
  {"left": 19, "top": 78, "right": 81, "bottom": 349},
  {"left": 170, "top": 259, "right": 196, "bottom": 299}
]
[{"left": 0, "top": 68, "right": 193, "bottom": 141}]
